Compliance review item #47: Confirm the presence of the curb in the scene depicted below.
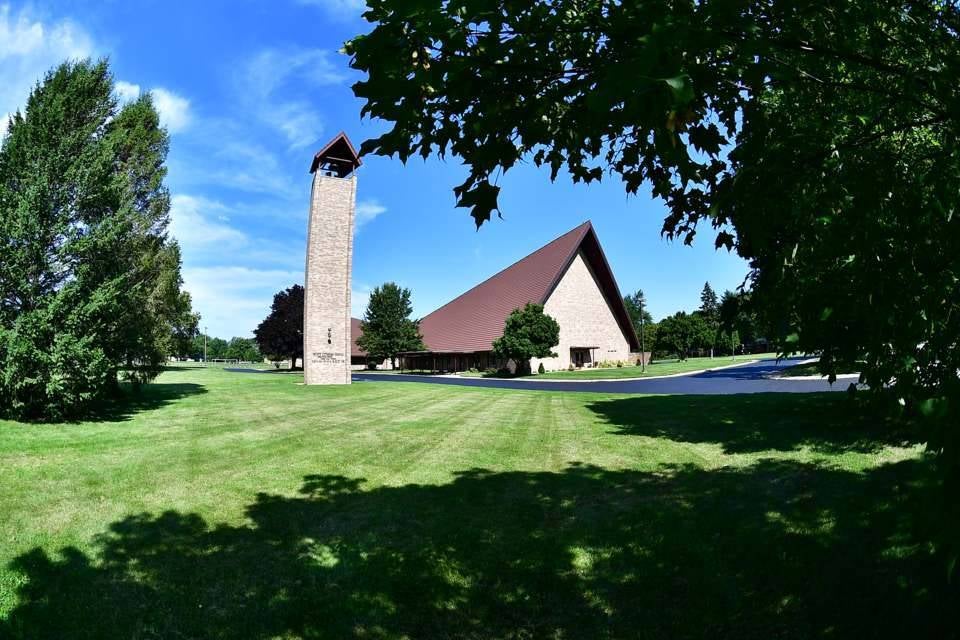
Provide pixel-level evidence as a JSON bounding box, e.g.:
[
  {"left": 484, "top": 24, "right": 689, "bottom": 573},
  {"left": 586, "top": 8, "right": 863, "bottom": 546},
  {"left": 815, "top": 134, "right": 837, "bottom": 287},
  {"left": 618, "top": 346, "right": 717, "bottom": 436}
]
[{"left": 459, "top": 358, "right": 762, "bottom": 383}]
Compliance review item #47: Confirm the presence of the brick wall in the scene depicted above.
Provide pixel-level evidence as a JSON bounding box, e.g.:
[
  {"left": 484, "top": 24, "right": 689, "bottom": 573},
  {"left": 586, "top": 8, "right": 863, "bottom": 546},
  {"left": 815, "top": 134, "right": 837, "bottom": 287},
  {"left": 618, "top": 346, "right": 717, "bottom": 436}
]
[
  {"left": 531, "top": 250, "right": 632, "bottom": 372},
  {"left": 303, "top": 173, "right": 356, "bottom": 385}
]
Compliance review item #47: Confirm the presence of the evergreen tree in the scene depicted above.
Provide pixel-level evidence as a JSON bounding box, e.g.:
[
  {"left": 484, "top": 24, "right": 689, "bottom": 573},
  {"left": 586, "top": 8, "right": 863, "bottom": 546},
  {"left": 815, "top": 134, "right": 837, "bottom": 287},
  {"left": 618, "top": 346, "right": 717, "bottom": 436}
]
[
  {"left": 254, "top": 285, "right": 304, "bottom": 369},
  {"left": 698, "top": 282, "right": 720, "bottom": 356},
  {"left": 699, "top": 283, "right": 719, "bottom": 321},
  {"left": 0, "top": 60, "right": 188, "bottom": 419},
  {"left": 623, "top": 290, "right": 653, "bottom": 331},
  {"left": 356, "top": 282, "right": 424, "bottom": 368}
]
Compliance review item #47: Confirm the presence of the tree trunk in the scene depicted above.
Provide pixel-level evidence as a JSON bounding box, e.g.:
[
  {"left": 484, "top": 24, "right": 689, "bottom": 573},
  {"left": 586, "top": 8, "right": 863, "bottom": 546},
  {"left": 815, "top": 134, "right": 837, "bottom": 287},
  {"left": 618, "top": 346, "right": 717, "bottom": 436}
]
[{"left": 291, "top": 353, "right": 297, "bottom": 370}]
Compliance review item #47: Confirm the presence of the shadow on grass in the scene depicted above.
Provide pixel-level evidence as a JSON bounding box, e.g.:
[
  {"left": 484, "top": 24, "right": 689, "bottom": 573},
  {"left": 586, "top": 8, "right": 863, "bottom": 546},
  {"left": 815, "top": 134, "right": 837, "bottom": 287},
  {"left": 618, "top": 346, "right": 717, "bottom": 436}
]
[
  {"left": 587, "top": 393, "right": 919, "bottom": 454},
  {"left": 85, "top": 381, "right": 207, "bottom": 424},
  {"left": 3, "top": 460, "right": 954, "bottom": 639}
]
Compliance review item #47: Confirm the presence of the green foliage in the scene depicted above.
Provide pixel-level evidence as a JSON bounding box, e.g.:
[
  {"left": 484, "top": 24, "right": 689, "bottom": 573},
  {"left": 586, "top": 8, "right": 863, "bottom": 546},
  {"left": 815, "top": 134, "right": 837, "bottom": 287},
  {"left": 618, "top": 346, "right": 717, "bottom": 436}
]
[
  {"left": 699, "top": 282, "right": 721, "bottom": 354},
  {"left": 655, "top": 311, "right": 712, "bottom": 361},
  {"left": 356, "top": 282, "right": 425, "bottom": 368},
  {"left": 623, "top": 290, "right": 656, "bottom": 359},
  {"left": 254, "top": 285, "right": 304, "bottom": 369},
  {"left": 642, "top": 322, "right": 659, "bottom": 357},
  {"left": 537, "top": 362, "right": 545, "bottom": 375},
  {"left": 0, "top": 60, "right": 188, "bottom": 420},
  {"left": 170, "top": 302, "right": 200, "bottom": 358},
  {"left": 720, "top": 290, "right": 765, "bottom": 353},
  {"left": 191, "top": 335, "right": 230, "bottom": 361},
  {"left": 225, "top": 337, "right": 260, "bottom": 363},
  {"left": 492, "top": 303, "right": 560, "bottom": 374},
  {"left": 346, "top": 1, "right": 960, "bottom": 479},
  {"left": 623, "top": 290, "right": 653, "bottom": 330},
  {"left": 699, "top": 283, "right": 719, "bottom": 323}
]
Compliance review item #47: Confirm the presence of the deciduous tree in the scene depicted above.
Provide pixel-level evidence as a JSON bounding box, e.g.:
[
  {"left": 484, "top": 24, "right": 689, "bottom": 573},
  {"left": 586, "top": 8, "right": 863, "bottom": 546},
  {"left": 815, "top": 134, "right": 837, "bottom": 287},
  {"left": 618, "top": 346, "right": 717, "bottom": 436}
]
[
  {"left": 225, "top": 337, "right": 260, "bottom": 363},
  {"left": 254, "top": 285, "right": 304, "bottom": 370},
  {"left": 656, "top": 312, "right": 711, "bottom": 361},
  {"left": 345, "top": 1, "right": 960, "bottom": 485},
  {"left": 492, "top": 303, "right": 560, "bottom": 375}
]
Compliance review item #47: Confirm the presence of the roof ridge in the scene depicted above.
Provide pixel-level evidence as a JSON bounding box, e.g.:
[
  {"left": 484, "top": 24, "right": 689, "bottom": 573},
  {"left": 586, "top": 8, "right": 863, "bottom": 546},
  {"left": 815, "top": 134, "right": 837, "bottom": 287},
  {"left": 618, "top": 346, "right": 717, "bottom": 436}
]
[{"left": 420, "top": 220, "right": 592, "bottom": 321}]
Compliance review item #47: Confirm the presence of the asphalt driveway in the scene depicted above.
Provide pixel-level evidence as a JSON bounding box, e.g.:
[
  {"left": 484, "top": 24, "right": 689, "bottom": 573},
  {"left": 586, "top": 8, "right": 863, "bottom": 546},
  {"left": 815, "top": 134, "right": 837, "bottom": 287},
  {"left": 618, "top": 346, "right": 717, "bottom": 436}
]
[{"left": 352, "top": 358, "right": 856, "bottom": 395}]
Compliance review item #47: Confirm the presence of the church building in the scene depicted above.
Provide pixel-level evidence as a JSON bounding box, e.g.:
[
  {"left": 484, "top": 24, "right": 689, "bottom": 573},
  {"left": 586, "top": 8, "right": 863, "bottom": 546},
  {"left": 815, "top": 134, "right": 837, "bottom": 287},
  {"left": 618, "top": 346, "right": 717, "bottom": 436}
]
[{"left": 395, "top": 221, "right": 642, "bottom": 373}]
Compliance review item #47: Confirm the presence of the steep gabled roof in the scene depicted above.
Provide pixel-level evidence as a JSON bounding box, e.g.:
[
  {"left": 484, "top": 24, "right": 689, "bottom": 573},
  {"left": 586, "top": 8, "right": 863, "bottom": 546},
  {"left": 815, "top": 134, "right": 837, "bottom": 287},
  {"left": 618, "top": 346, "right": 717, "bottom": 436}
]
[
  {"left": 309, "top": 132, "right": 362, "bottom": 176},
  {"left": 417, "top": 221, "right": 640, "bottom": 353}
]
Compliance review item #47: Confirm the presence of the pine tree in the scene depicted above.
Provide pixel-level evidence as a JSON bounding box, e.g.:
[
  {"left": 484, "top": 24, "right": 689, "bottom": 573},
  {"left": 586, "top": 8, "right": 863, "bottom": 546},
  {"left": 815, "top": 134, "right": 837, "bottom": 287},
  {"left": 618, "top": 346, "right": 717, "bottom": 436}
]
[
  {"left": 0, "top": 60, "right": 189, "bottom": 419},
  {"left": 699, "top": 283, "right": 719, "bottom": 321},
  {"left": 356, "top": 283, "right": 424, "bottom": 368},
  {"left": 623, "top": 290, "right": 653, "bottom": 331},
  {"left": 698, "top": 282, "right": 720, "bottom": 357}
]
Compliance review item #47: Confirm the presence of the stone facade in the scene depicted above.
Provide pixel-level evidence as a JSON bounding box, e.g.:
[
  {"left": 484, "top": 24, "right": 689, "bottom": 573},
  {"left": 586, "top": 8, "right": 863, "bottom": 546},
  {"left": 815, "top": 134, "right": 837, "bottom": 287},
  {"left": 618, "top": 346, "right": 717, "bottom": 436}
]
[
  {"left": 531, "top": 250, "right": 632, "bottom": 372},
  {"left": 303, "top": 172, "right": 356, "bottom": 385}
]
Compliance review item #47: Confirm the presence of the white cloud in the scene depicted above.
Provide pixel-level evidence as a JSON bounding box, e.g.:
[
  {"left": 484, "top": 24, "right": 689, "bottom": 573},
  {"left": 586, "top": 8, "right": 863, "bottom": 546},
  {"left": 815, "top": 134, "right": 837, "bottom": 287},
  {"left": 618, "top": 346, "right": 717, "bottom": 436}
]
[
  {"left": 151, "top": 87, "right": 191, "bottom": 133},
  {"left": 114, "top": 82, "right": 192, "bottom": 135},
  {"left": 0, "top": 5, "right": 91, "bottom": 59},
  {"left": 355, "top": 199, "right": 386, "bottom": 230},
  {"left": 169, "top": 194, "right": 248, "bottom": 251},
  {"left": 182, "top": 266, "right": 303, "bottom": 338},
  {"left": 114, "top": 80, "right": 140, "bottom": 103},
  {"left": 168, "top": 134, "right": 303, "bottom": 200},
  {"left": 0, "top": 5, "right": 94, "bottom": 128},
  {"left": 240, "top": 48, "right": 345, "bottom": 149},
  {"left": 351, "top": 284, "right": 371, "bottom": 319}
]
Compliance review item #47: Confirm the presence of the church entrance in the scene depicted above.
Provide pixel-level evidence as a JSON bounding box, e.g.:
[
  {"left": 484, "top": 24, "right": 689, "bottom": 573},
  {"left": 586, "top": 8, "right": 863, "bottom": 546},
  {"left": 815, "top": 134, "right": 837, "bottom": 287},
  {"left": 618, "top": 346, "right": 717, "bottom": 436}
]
[{"left": 570, "top": 347, "right": 593, "bottom": 368}]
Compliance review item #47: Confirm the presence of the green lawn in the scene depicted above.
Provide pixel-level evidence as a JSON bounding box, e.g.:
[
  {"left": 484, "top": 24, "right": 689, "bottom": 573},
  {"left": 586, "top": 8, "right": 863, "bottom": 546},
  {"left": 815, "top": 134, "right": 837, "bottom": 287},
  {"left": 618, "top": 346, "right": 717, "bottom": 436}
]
[
  {"left": 528, "top": 352, "right": 778, "bottom": 379},
  {"left": 0, "top": 365, "right": 953, "bottom": 638}
]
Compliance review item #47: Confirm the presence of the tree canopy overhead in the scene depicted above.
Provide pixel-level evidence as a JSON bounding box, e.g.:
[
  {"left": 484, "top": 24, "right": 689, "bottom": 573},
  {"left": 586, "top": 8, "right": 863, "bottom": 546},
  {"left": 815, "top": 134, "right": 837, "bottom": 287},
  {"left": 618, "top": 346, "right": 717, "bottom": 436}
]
[{"left": 346, "top": 1, "right": 960, "bottom": 465}]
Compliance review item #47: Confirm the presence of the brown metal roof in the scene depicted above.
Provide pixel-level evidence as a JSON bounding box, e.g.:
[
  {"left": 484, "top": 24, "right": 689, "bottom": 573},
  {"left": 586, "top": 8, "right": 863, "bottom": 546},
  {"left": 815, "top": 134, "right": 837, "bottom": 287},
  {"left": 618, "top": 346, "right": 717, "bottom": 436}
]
[
  {"left": 310, "top": 132, "right": 362, "bottom": 175},
  {"left": 350, "top": 317, "right": 366, "bottom": 358},
  {"left": 416, "top": 221, "right": 640, "bottom": 353}
]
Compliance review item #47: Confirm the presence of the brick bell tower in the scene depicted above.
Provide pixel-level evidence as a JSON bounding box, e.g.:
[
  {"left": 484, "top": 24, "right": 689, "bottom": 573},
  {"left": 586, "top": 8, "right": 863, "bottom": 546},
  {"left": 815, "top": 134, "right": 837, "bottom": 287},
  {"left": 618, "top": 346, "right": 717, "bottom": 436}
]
[{"left": 303, "top": 132, "right": 361, "bottom": 385}]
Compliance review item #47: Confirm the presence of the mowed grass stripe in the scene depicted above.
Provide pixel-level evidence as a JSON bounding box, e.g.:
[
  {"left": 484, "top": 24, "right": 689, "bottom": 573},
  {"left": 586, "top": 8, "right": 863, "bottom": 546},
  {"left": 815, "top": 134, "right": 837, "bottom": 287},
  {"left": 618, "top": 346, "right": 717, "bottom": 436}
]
[{"left": 0, "top": 365, "right": 950, "bottom": 638}]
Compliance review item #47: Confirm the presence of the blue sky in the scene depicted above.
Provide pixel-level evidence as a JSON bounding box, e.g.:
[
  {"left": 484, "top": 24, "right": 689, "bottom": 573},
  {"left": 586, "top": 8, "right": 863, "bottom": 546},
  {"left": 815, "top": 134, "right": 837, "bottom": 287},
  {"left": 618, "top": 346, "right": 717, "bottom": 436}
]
[{"left": 0, "top": 1, "right": 750, "bottom": 338}]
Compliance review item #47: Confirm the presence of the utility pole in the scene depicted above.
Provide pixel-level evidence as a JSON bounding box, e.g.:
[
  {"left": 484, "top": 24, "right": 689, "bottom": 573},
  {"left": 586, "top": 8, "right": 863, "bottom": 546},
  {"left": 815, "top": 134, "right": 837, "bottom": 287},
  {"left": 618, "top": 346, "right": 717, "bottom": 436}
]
[
  {"left": 203, "top": 326, "right": 207, "bottom": 365},
  {"left": 639, "top": 297, "right": 646, "bottom": 373}
]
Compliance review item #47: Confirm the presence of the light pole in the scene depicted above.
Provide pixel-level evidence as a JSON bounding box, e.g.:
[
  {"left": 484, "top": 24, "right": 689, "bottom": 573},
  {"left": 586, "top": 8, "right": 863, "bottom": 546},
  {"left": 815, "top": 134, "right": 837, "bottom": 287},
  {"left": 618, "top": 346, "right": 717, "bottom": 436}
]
[{"left": 203, "top": 326, "right": 207, "bottom": 365}]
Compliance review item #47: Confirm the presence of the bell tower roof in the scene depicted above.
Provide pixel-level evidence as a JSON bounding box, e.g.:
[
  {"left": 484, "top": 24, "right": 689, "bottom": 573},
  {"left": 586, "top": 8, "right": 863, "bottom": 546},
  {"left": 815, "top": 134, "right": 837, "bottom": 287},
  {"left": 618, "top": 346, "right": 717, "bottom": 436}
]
[{"left": 309, "top": 132, "right": 362, "bottom": 177}]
